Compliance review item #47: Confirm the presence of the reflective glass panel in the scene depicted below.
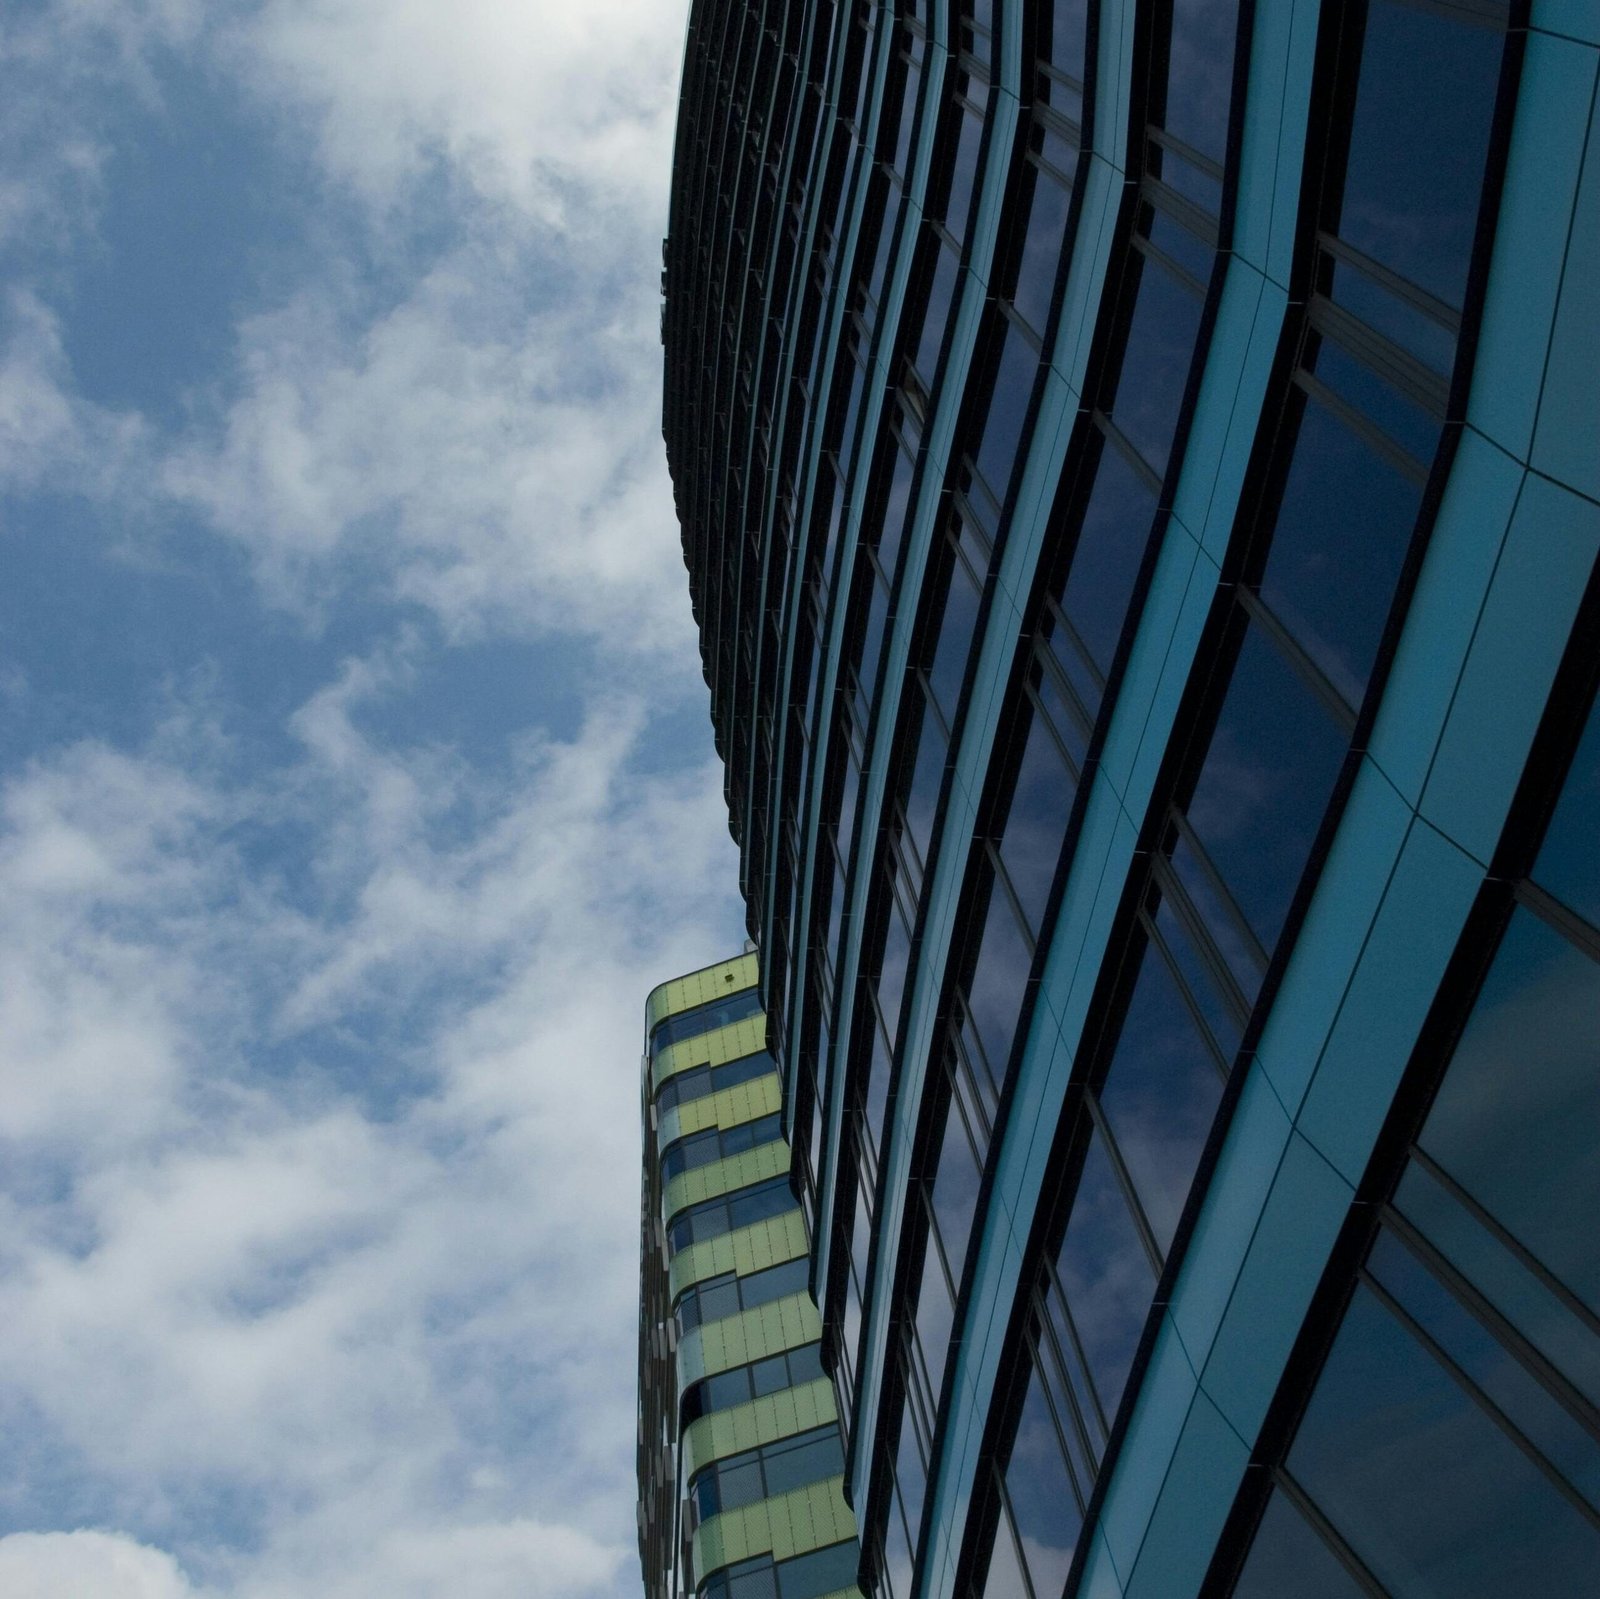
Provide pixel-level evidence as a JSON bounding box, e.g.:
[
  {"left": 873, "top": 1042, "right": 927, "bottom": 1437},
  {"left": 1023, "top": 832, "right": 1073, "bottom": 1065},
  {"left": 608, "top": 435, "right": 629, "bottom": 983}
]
[
  {"left": 1184, "top": 625, "right": 1349, "bottom": 964},
  {"left": 1287, "top": 1283, "right": 1600, "bottom": 1597},
  {"left": 1337, "top": 0, "right": 1502, "bottom": 308},
  {"left": 1110, "top": 256, "right": 1205, "bottom": 476},
  {"left": 1534, "top": 696, "right": 1600, "bottom": 928},
  {"left": 1258, "top": 393, "right": 1422, "bottom": 709},
  {"left": 1230, "top": 1490, "right": 1369, "bottom": 1599},
  {"left": 1053, "top": 1125, "right": 1157, "bottom": 1421},
  {"left": 1097, "top": 943, "right": 1225, "bottom": 1254},
  {"left": 1004, "top": 1359, "right": 1080, "bottom": 1597}
]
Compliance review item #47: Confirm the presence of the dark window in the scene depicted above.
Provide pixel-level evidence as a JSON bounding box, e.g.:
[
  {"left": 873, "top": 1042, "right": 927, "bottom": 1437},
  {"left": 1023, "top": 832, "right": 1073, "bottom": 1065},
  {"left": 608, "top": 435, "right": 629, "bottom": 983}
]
[
  {"left": 652, "top": 986, "right": 763, "bottom": 1055},
  {"left": 1002, "top": 1358, "right": 1080, "bottom": 1599},
  {"left": 1534, "top": 698, "right": 1600, "bottom": 928},
  {"left": 1257, "top": 394, "right": 1422, "bottom": 711},
  {"left": 657, "top": 1051, "right": 778, "bottom": 1117},
  {"left": 1096, "top": 941, "right": 1226, "bottom": 1254},
  {"left": 1160, "top": 0, "right": 1240, "bottom": 162},
  {"left": 1230, "top": 1491, "right": 1369, "bottom": 1599},
  {"left": 1052, "top": 1125, "right": 1157, "bottom": 1423},
  {"left": 1335, "top": 0, "right": 1503, "bottom": 309},
  {"left": 1181, "top": 625, "right": 1350, "bottom": 979},
  {"left": 1110, "top": 255, "right": 1207, "bottom": 477},
  {"left": 1286, "top": 1283, "right": 1600, "bottom": 1597}
]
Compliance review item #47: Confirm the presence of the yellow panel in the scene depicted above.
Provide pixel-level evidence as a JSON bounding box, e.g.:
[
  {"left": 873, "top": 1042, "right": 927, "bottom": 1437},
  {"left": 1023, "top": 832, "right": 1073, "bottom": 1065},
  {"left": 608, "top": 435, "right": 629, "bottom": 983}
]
[
  {"left": 657, "top": 1069, "right": 783, "bottom": 1153},
  {"left": 682, "top": 1377, "right": 837, "bottom": 1480},
  {"left": 670, "top": 1207, "right": 809, "bottom": 1302},
  {"left": 676, "top": 1290, "right": 823, "bottom": 1389},
  {"left": 662, "top": 1137, "right": 790, "bottom": 1225},
  {"left": 652, "top": 1013, "right": 769, "bottom": 1095},
  {"left": 693, "top": 1475, "right": 856, "bottom": 1587},
  {"left": 644, "top": 953, "right": 759, "bottom": 1033}
]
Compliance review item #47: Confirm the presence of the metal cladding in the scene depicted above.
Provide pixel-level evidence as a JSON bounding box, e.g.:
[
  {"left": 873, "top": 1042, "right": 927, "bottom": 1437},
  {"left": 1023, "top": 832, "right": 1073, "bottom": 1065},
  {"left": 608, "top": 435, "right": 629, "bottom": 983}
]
[{"left": 658, "top": 3, "right": 1600, "bottom": 1598}]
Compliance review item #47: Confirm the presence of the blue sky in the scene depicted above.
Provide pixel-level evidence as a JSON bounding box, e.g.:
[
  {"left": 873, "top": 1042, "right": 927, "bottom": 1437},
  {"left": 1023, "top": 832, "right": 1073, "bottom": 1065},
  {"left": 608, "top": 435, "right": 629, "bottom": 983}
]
[{"left": 0, "top": 3, "right": 743, "bottom": 1595}]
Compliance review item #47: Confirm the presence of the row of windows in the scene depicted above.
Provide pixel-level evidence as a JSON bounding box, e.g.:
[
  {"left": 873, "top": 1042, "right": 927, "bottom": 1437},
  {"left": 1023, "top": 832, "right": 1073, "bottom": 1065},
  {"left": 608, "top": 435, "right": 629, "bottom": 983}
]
[
  {"left": 690, "top": 1423, "right": 847, "bottom": 1529},
  {"left": 669, "top": 1175, "right": 797, "bottom": 1258},
  {"left": 652, "top": 986, "right": 765, "bottom": 1058},
  {"left": 1224, "top": 653, "right": 1600, "bottom": 1599},
  {"left": 658, "top": 1050, "right": 778, "bottom": 1118},
  {"left": 663, "top": 1112, "right": 785, "bottom": 1186},
  {"left": 678, "top": 1254, "right": 813, "bottom": 1337},
  {"left": 703, "top": 1539, "right": 861, "bottom": 1599},
  {"left": 682, "top": 1342, "right": 829, "bottom": 1430},
  {"left": 970, "top": 5, "right": 1514, "bottom": 1598}
]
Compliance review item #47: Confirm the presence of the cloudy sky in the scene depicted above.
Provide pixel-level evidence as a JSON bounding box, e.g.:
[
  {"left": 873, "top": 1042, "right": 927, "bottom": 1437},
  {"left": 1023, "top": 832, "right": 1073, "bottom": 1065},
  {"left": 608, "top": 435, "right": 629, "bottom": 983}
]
[{"left": 0, "top": 2, "right": 743, "bottom": 1594}]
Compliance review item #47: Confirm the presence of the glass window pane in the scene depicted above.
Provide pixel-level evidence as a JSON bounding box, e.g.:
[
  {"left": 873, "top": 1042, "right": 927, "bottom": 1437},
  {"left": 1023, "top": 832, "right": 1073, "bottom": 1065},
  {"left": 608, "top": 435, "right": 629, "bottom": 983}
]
[
  {"left": 1230, "top": 1489, "right": 1369, "bottom": 1599},
  {"left": 1366, "top": 1230, "right": 1600, "bottom": 1511},
  {"left": 965, "top": 876, "right": 1034, "bottom": 1097},
  {"left": 1004, "top": 1359, "right": 1081, "bottom": 1598},
  {"left": 1012, "top": 159, "right": 1074, "bottom": 338},
  {"left": 1097, "top": 945, "right": 1225, "bottom": 1254},
  {"left": 997, "top": 710, "right": 1075, "bottom": 936},
  {"left": 975, "top": 323, "right": 1041, "bottom": 505},
  {"left": 1054, "top": 1125, "right": 1157, "bottom": 1421},
  {"left": 1184, "top": 625, "right": 1348, "bottom": 963},
  {"left": 1109, "top": 257, "right": 1206, "bottom": 477},
  {"left": 930, "top": 1067, "right": 984, "bottom": 1285},
  {"left": 1161, "top": 0, "right": 1240, "bottom": 163},
  {"left": 1418, "top": 909, "right": 1600, "bottom": 1318},
  {"left": 1337, "top": 0, "right": 1503, "bottom": 308},
  {"left": 1534, "top": 697, "right": 1600, "bottom": 928},
  {"left": 1395, "top": 1160, "right": 1600, "bottom": 1413},
  {"left": 1287, "top": 1283, "right": 1600, "bottom": 1598},
  {"left": 1260, "top": 394, "right": 1423, "bottom": 709},
  {"left": 980, "top": 1497, "right": 1033, "bottom": 1599},
  {"left": 1059, "top": 440, "right": 1158, "bottom": 684}
]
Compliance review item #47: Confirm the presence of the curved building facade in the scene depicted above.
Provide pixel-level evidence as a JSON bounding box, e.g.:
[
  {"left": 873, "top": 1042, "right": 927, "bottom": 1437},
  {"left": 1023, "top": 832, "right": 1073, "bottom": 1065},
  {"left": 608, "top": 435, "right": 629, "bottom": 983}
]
[
  {"left": 657, "top": 4, "right": 1600, "bottom": 1598},
  {"left": 639, "top": 955, "right": 863, "bottom": 1599}
]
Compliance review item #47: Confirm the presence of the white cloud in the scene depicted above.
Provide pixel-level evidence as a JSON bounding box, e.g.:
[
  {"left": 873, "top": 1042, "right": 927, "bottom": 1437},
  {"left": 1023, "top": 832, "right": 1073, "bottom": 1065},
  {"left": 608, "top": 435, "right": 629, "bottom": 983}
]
[
  {"left": 0, "top": 659, "right": 738, "bottom": 1595},
  {"left": 161, "top": 254, "right": 688, "bottom": 647},
  {"left": 230, "top": 0, "right": 685, "bottom": 222},
  {"left": 0, "top": 1530, "right": 201, "bottom": 1599}
]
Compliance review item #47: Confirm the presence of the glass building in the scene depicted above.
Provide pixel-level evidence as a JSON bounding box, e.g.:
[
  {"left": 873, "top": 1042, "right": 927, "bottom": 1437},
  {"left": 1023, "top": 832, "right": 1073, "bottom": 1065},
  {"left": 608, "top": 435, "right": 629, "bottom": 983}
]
[
  {"left": 639, "top": 954, "right": 863, "bottom": 1599},
  {"left": 652, "top": 3, "right": 1600, "bottom": 1598}
]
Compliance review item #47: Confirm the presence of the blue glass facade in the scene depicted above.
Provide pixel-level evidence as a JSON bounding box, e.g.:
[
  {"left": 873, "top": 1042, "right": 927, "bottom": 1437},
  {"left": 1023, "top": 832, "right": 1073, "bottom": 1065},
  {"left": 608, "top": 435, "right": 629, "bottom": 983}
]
[{"left": 659, "top": 3, "right": 1599, "bottom": 1597}]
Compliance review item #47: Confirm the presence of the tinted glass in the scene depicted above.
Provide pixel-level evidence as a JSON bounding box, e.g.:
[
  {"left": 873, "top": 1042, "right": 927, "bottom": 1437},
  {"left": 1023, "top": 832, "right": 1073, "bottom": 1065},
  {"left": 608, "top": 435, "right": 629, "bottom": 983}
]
[
  {"left": 1417, "top": 908, "right": 1600, "bottom": 1317},
  {"left": 1259, "top": 394, "right": 1422, "bottom": 709},
  {"left": 1230, "top": 1490, "right": 1368, "bottom": 1599},
  {"left": 964, "top": 875, "right": 1034, "bottom": 1092},
  {"left": 1366, "top": 1230, "right": 1600, "bottom": 1510},
  {"left": 1060, "top": 440, "right": 1158, "bottom": 681},
  {"left": 980, "top": 1503, "right": 1031, "bottom": 1599},
  {"left": 1053, "top": 1125, "right": 1157, "bottom": 1420},
  {"left": 1004, "top": 1359, "right": 1080, "bottom": 1597},
  {"left": 1012, "top": 158, "right": 1074, "bottom": 337},
  {"left": 1110, "top": 256, "right": 1206, "bottom": 476},
  {"left": 1534, "top": 696, "right": 1600, "bottom": 927},
  {"left": 1337, "top": 0, "right": 1502, "bottom": 308},
  {"left": 929, "top": 1068, "right": 983, "bottom": 1281},
  {"left": 1184, "top": 625, "right": 1349, "bottom": 962},
  {"left": 1287, "top": 1284, "right": 1600, "bottom": 1597},
  {"left": 1097, "top": 944, "right": 1225, "bottom": 1253},
  {"left": 1162, "top": 0, "right": 1239, "bottom": 162},
  {"left": 653, "top": 986, "right": 763, "bottom": 1053},
  {"left": 975, "top": 322, "right": 1041, "bottom": 504},
  {"left": 987, "top": 627, "right": 1059, "bottom": 859}
]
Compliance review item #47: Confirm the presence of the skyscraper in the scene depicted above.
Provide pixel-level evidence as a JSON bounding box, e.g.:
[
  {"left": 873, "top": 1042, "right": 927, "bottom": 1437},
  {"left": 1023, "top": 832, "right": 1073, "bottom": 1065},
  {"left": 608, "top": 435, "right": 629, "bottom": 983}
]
[
  {"left": 639, "top": 955, "right": 862, "bottom": 1599},
  {"left": 652, "top": 3, "right": 1599, "bottom": 1598}
]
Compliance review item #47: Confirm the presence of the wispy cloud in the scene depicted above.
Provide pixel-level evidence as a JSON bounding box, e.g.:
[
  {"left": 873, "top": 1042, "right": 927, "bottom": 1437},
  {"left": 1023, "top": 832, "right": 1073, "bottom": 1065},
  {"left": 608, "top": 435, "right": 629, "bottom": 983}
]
[{"left": 0, "top": 1, "right": 731, "bottom": 1595}]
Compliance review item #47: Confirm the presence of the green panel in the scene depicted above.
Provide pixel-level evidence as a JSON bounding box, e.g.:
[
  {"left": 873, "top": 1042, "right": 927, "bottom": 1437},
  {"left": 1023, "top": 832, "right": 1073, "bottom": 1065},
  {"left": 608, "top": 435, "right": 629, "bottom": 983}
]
[
  {"left": 683, "top": 1376, "right": 838, "bottom": 1479},
  {"left": 671, "top": 1207, "right": 809, "bottom": 1302},
  {"left": 693, "top": 1474, "right": 858, "bottom": 1586},
  {"left": 659, "top": 1069, "right": 783, "bottom": 1151},
  {"left": 678, "top": 1290, "right": 823, "bottom": 1388},
  {"left": 663, "top": 1138, "right": 791, "bottom": 1223},
  {"left": 653, "top": 1014, "right": 770, "bottom": 1095},
  {"left": 645, "top": 953, "right": 760, "bottom": 1032}
]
